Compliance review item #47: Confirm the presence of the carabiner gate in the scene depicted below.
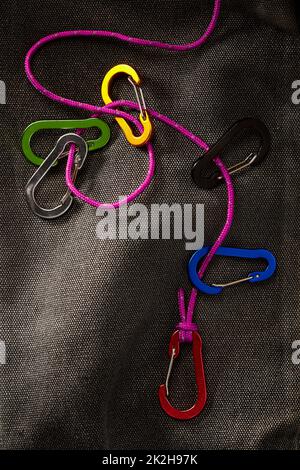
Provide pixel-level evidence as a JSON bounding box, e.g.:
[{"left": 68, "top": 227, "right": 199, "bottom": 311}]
[
  {"left": 25, "top": 133, "right": 87, "bottom": 219},
  {"left": 188, "top": 246, "right": 277, "bottom": 295},
  {"left": 158, "top": 330, "right": 207, "bottom": 420},
  {"left": 101, "top": 64, "right": 153, "bottom": 147},
  {"left": 191, "top": 118, "right": 271, "bottom": 189}
]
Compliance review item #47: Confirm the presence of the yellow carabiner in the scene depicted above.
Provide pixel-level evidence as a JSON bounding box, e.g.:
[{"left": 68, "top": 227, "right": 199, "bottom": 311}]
[{"left": 101, "top": 64, "right": 153, "bottom": 147}]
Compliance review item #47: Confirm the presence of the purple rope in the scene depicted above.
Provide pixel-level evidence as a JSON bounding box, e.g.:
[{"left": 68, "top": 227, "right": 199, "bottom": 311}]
[
  {"left": 65, "top": 108, "right": 155, "bottom": 209},
  {"left": 177, "top": 159, "right": 235, "bottom": 342},
  {"left": 24, "top": 0, "right": 234, "bottom": 337},
  {"left": 63, "top": 98, "right": 212, "bottom": 208},
  {"left": 67, "top": 101, "right": 235, "bottom": 341},
  {"left": 24, "top": 0, "right": 221, "bottom": 207}
]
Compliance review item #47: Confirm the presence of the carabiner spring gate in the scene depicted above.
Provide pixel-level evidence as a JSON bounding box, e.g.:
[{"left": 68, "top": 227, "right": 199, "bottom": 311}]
[
  {"left": 191, "top": 118, "right": 271, "bottom": 189},
  {"left": 25, "top": 133, "right": 87, "bottom": 219},
  {"left": 188, "top": 247, "right": 277, "bottom": 295},
  {"left": 158, "top": 330, "right": 207, "bottom": 420},
  {"left": 101, "top": 64, "right": 153, "bottom": 147}
]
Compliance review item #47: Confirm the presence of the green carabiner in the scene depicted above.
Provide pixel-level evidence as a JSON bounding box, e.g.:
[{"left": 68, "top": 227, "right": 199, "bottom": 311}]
[{"left": 22, "top": 117, "right": 111, "bottom": 166}]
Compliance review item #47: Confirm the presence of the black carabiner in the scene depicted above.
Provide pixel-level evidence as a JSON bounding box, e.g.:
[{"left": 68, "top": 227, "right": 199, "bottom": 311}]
[{"left": 191, "top": 118, "right": 271, "bottom": 189}]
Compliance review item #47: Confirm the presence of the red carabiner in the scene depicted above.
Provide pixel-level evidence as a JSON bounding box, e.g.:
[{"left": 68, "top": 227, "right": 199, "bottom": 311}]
[{"left": 158, "top": 330, "right": 207, "bottom": 420}]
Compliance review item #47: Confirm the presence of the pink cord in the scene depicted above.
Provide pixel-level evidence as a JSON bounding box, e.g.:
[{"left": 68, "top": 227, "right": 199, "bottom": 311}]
[
  {"left": 177, "top": 159, "right": 235, "bottom": 342},
  {"left": 65, "top": 99, "right": 214, "bottom": 208},
  {"left": 24, "top": 0, "right": 221, "bottom": 208},
  {"left": 24, "top": 0, "right": 233, "bottom": 337},
  {"left": 65, "top": 109, "right": 155, "bottom": 209}
]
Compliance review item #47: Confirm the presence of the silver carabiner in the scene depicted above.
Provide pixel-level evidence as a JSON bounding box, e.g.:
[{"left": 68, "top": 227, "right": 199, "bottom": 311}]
[{"left": 25, "top": 133, "right": 88, "bottom": 219}]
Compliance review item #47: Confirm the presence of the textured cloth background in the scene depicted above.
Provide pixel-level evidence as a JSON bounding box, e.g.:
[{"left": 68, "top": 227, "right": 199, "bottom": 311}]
[{"left": 0, "top": 0, "right": 299, "bottom": 450}]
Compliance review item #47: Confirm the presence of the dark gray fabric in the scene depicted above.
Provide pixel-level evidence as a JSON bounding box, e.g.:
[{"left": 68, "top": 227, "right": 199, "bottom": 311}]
[{"left": 0, "top": 0, "right": 299, "bottom": 450}]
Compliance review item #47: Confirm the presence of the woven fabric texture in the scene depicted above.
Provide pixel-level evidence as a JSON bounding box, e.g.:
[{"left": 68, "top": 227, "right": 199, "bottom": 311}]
[{"left": 0, "top": 0, "right": 299, "bottom": 450}]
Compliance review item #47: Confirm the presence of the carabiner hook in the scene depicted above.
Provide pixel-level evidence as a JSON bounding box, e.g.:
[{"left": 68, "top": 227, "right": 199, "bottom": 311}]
[
  {"left": 191, "top": 118, "right": 271, "bottom": 189},
  {"left": 158, "top": 330, "right": 207, "bottom": 420},
  {"left": 22, "top": 118, "right": 110, "bottom": 166},
  {"left": 101, "top": 64, "right": 153, "bottom": 147},
  {"left": 188, "top": 246, "right": 277, "bottom": 295},
  {"left": 25, "top": 133, "right": 87, "bottom": 219}
]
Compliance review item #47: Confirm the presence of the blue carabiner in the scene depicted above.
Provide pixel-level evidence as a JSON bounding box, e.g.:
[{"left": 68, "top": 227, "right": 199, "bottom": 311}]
[{"left": 188, "top": 247, "right": 276, "bottom": 295}]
